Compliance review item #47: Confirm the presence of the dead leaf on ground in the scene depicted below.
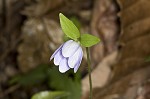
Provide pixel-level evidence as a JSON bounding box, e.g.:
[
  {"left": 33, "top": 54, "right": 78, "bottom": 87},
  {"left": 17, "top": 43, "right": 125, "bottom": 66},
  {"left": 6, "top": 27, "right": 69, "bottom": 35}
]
[{"left": 84, "top": 0, "right": 150, "bottom": 98}]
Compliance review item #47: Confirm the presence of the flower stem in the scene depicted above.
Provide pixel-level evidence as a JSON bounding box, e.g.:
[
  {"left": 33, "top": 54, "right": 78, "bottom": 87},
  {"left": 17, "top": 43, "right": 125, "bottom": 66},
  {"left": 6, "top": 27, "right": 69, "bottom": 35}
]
[{"left": 86, "top": 48, "right": 92, "bottom": 99}]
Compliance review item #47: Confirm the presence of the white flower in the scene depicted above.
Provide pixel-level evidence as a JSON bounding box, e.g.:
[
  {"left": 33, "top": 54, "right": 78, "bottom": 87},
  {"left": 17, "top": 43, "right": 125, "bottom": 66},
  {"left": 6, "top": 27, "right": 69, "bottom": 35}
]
[{"left": 50, "top": 40, "right": 83, "bottom": 73}]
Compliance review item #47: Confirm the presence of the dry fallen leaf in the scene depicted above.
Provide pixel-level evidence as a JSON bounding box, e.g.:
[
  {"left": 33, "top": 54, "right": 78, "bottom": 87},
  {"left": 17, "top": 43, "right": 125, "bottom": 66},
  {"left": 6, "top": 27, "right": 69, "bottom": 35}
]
[
  {"left": 83, "top": 0, "right": 150, "bottom": 98},
  {"left": 90, "top": 0, "right": 119, "bottom": 65},
  {"left": 82, "top": 0, "right": 119, "bottom": 97}
]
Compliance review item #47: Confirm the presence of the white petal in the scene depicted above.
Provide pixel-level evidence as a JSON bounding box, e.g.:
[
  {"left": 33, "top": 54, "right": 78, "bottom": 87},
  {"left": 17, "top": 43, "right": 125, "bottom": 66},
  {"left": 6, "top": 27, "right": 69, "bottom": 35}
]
[
  {"left": 50, "top": 44, "right": 63, "bottom": 61},
  {"left": 59, "top": 58, "right": 70, "bottom": 73},
  {"left": 68, "top": 47, "right": 83, "bottom": 68},
  {"left": 74, "top": 61, "right": 82, "bottom": 73},
  {"left": 54, "top": 50, "right": 63, "bottom": 66},
  {"left": 62, "top": 40, "right": 80, "bottom": 57},
  {"left": 74, "top": 49, "right": 83, "bottom": 73}
]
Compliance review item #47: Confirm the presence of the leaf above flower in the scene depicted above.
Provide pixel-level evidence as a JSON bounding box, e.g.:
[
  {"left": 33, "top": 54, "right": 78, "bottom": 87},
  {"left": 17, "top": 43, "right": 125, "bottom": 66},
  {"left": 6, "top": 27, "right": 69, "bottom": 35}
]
[
  {"left": 80, "top": 34, "right": 100, "bottom": 47},
  {"left": 59, "top": 13, "right": 80, "bottom": 40}
]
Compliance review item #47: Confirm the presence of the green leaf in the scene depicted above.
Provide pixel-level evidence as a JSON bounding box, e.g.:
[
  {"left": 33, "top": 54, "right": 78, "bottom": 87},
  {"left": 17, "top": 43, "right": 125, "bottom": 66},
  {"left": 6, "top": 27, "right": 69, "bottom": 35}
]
[
  {"left": 31, "top": 91, "right": 69, "bottom": 99},
  {"left": 59, "top": 13, "right": 80, "bottom": 40},
  {"left": 80, "top": 34, "right": 100, "bottom": 47},
  {"left": 47, "top": 67, "right": 81, "bottom": 99}
]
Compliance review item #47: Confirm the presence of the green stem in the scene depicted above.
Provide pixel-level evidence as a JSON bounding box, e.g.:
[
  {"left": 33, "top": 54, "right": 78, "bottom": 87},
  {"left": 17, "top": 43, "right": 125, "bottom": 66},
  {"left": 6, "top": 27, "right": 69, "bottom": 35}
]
[{"left": 86, "top": 48, "right": 92, "bottom": 99}]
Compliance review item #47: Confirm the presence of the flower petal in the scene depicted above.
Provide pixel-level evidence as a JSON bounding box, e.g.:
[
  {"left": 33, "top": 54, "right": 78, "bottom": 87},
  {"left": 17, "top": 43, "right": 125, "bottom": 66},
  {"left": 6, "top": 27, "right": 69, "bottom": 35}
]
[
  {"left": 74, "top": 62, "right": 81, "bottom": 73},
  {"left": 68, "top": 47, "right": 83, "bottom": 68},
  {"left": 62, "top": 40, "right": 80, "bottom": 57},
  {"left": 50, "top": 44, "right": 63, "bottom": 61},
  {"left": 74, "top": 49, "right": 83, "bottom": 73},
  {"left": 54, "top": 50, "right": 64, "bottom": 66},
  {"left": 74, "top": 59, "right": 82, "bottom": 73},
  {"left": 59, "top": 58, "right": 70, "bottom": 73}
]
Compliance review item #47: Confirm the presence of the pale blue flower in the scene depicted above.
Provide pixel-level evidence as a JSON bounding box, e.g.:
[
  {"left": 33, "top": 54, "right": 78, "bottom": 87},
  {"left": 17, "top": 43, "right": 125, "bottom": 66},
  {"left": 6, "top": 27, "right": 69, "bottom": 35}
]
[{"left": 50, "top": 40, "right": 83, "bottom": 73}]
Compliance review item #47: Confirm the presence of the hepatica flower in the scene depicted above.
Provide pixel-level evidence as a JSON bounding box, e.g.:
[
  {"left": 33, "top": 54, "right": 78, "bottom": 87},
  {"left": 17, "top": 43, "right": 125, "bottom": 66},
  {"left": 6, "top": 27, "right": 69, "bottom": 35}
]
[
  {"left": 50, "top": 13, "right": 100, "bottom": 73},
  {"left": 50, "top": 40, "right": 83, "bottom": 73}
]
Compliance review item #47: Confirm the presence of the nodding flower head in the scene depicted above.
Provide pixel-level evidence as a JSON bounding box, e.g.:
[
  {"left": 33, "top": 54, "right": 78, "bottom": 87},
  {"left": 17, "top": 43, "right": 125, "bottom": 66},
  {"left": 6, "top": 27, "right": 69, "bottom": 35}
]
[{"left": 50, "top": 40, "right": 83, "bottom": 73}]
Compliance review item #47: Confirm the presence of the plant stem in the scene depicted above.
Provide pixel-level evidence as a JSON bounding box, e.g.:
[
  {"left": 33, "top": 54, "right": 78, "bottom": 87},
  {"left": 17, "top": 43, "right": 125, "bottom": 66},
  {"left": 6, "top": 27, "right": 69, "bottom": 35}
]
[{"left": 86, "top": 48, "right": 92, "bottom": 99}]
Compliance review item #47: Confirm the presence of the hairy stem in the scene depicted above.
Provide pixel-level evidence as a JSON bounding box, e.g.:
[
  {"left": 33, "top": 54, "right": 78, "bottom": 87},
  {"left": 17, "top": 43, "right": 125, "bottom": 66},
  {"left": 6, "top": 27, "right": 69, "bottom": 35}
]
[{"left": 86, "top": 47, "right": 92, "bottom": 99}]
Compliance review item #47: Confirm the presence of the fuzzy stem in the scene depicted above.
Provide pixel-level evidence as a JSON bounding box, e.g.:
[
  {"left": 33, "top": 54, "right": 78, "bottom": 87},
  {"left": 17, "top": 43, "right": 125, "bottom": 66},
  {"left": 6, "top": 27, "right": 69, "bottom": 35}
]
[{"left": 86, "top": 47, "right": 92, "bottom": 99}]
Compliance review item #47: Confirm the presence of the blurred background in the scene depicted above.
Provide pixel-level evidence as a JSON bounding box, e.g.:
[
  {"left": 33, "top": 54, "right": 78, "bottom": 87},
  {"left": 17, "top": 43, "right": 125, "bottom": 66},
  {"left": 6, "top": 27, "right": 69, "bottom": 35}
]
[{"left": 0, "top": 0, "right": 150, "bottom": 99}]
